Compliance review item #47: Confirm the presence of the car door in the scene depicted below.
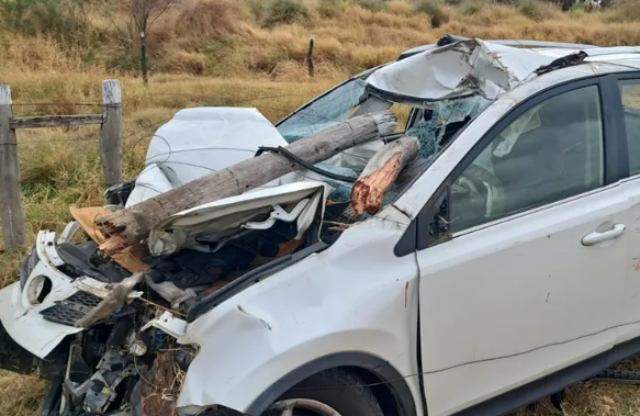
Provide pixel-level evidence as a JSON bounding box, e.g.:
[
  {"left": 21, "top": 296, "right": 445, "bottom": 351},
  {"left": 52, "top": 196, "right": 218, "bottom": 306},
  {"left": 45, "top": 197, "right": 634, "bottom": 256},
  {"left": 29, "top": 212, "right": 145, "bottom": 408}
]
[
  {"left": 614, "top": 74, "right": 640, "bottom": 344},
  {"left": 413, "top": 78, "right": 629, "bottom": 416}
]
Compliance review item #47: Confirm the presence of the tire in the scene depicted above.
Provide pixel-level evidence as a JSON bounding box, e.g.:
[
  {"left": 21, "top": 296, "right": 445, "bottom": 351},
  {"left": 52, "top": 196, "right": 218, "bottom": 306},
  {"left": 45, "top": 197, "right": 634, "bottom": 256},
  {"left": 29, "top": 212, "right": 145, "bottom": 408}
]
[
  {"left": 272, "top": 368, "right": 384, "bottom": 416},
  {"left": 39, "top": 378, "right": 62, "bottom": 416}
]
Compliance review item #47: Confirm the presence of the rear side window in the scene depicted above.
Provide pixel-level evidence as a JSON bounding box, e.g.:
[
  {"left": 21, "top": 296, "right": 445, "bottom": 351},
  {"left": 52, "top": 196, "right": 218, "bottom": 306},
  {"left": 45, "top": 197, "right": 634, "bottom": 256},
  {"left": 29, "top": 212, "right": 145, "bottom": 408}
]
[
  {"left": 449, "top": 86, "right": 605, "bottom": 232},
  {"left": 619, "top": 80, "right": 640, "bottom": 176}
]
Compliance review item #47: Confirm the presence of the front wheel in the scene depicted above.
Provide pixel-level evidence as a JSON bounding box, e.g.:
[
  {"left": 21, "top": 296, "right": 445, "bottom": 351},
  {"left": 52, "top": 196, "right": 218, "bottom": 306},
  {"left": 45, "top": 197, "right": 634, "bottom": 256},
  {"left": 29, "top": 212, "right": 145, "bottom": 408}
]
[{"left": 265, "top": 369, "right": 384, "bottom": 416}]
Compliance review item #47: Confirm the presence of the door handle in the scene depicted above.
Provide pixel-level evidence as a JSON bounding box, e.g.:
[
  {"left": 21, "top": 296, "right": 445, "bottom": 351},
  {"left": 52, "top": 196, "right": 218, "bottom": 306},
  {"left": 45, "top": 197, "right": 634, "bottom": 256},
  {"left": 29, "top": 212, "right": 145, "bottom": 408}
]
[{"left": 582, "top": 224, "right": 626, "bottom": 246}]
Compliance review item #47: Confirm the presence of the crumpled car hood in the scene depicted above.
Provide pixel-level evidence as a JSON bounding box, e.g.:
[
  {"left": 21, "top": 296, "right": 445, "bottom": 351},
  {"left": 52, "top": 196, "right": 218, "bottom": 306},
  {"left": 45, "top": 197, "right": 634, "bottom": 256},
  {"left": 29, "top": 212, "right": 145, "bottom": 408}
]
[{"left": 126, "top": 107, "right": 296, "bottom": 208}]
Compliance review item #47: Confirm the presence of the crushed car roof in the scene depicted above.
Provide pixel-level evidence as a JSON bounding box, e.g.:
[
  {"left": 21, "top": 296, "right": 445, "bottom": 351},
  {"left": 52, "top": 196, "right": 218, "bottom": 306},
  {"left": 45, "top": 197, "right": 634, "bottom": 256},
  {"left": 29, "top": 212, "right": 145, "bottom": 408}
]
[
  {"left": 367, "top": 38, "right": 557, "bottom": 103},
  {"left": 370, "top": 37, "right": 640, "bottom": 105}
]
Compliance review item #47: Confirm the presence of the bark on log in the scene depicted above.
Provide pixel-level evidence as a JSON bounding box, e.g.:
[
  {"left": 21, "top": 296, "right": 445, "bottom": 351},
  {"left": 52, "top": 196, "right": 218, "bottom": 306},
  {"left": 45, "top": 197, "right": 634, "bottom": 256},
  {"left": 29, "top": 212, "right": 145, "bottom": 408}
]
[
  {"left": 97, "top": 111, "right": 397, "bottom": 248},
  {"left": 351, "top": 136, "right": 419, "bottom": 216},
  {"left": 74, "top": 272, "right": 144, "bottom": 328}
]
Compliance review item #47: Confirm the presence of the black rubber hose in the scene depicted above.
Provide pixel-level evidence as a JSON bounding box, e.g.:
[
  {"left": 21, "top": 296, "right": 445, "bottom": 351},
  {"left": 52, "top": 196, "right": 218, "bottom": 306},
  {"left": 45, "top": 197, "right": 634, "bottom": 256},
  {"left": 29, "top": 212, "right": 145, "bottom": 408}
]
[{"left": 255, "top": 146, "right": 358, "bottom": 183}]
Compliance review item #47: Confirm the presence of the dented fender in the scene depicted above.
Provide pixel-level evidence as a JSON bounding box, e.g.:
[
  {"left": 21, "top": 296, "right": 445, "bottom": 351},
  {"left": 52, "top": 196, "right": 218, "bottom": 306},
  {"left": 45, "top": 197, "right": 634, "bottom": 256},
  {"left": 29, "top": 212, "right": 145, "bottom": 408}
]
[{"left": 175, "top": 208, "right": 424, "bottom": 415}]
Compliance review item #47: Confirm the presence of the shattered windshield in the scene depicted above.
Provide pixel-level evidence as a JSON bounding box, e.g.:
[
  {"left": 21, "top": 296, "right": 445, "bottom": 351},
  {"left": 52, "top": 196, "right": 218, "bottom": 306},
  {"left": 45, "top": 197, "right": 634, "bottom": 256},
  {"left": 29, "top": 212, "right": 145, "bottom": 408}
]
[
  {"left": 277, "top": 78, "right": 367, "bottom": 143},
  {"left": 278, "top": 77, "right": 490, "bottom": 162},
  {"left": 406, "top": 96, "right": 491, "bottom": 159},
  {"left": 276, "top": 87, "right": 491, "bottom": 210}
]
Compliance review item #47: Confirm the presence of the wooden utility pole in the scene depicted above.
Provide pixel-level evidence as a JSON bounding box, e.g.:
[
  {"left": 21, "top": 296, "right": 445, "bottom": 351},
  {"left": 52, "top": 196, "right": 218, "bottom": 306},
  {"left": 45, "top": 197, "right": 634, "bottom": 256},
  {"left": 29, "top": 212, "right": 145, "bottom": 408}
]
[
  {"left": 307, "top": 34, "right": 315, "bottom": 78},
  {"left": 140, "top": 31, "right": 148, "bottom": 85},
  {"left": 131, "top": 0, "right": 178, "bottom": 84},
  {"left": 351, "top": 136, "right": 419, "bottom": 216},
  {"left": 0, "top": 84, "right": 25, "bottom": 250},
  {"left": 99, "top": 80, "right": 123, "bottom": 187},
  {"left": 97, "top": 111, "right": 398, "bottom": 249}
]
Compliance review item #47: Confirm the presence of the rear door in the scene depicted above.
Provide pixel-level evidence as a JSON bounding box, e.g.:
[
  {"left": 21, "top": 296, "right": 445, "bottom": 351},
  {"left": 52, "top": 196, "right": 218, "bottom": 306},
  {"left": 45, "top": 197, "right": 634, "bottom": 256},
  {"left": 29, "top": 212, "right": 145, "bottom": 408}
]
[
  {"left": 413, "top": 78, "right": 629, "bottom": 416},
  {"left": 613, "top": 74, "right": 640, "bottom": 344}
]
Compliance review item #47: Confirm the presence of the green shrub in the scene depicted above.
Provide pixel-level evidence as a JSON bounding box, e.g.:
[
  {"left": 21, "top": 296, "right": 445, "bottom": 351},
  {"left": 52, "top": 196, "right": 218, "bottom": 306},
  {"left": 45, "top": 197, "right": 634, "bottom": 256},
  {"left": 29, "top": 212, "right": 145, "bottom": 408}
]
[
  {"left": 414, "top": 0, "right": 450, "bottom": 28},
  {"left": 517, "top": 0, "right": 544, "bottom": 21},
  {"left": 352, "top": 0, "right": 386, "bottom": 11},
  {"left": 566, "top": 2, "right": 586, "bottom": 18},
  {"left": 243, "top": 0, "right": 268, "bottom": 20},
  {"left": 105, "top": 46, "right": 145, "bottom": 73},
  {"left": 459, "top": 0, "right": 483, "bottom": 15},
  {"left": 263, "top": 0, "right": 312, "bottom": 27},
  {"left": 318, "top": 0, "right": 342, "bottom": 17},
  {"left": 0, "top": 0, "right": 87, "bottom": 44}
]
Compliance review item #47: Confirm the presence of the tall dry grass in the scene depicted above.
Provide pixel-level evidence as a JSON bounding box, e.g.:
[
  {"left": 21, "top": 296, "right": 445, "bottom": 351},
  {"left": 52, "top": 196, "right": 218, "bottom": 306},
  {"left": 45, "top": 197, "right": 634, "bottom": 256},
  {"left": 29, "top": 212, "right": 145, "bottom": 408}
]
[{"left": 0, "top": 0, "right": 639, "bottom": 82}]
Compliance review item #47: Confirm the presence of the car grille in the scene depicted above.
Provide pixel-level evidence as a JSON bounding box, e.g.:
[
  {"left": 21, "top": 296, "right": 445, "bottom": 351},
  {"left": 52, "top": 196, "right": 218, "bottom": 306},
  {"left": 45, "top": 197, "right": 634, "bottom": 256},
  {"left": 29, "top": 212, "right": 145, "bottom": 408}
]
[{"left": 40, "top": 291, "right": 102, "bottom": 326}]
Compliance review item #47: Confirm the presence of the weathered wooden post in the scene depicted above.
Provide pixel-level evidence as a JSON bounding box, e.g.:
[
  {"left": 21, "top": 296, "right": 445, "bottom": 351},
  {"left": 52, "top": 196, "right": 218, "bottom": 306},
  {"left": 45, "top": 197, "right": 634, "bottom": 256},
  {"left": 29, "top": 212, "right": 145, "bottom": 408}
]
[
  {"left": 140, "top": 31, "right": 149, "bottom": 85},
  {"left": 307, "top": 34, "right": 315, "bottom": 78},
  {"left": 0, "top": 84, "right": 25, "bottom": 250},
  {"left": 99, "top": 80, "right": 123, "bottom": 187}
]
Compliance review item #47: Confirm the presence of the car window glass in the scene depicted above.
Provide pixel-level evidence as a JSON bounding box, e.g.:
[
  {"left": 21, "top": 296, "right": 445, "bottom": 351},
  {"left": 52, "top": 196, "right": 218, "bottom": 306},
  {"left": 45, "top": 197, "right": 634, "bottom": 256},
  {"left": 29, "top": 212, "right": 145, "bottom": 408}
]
[
  {"left": 277, "top": 78, "right": 367, "bottom": 143},
  {"left": 449, "top": 85, "right": 604, "bottom": 232},
  {"left": 406, "top": 97, "right": 491, "bottom": 159},
  {"left": 619, "top": 79, "right": 640, "bottom": 176}
]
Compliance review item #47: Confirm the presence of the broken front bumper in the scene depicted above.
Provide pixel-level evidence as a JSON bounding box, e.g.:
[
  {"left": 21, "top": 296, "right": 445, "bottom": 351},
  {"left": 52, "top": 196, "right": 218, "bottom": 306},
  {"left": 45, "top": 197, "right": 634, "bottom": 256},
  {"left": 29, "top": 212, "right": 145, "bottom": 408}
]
[
  {"left": 0, "top": 229, "right": 185, "bottom": 359},
  {"left": 0, "top": 230, "right": 85, "bottom": 358}
]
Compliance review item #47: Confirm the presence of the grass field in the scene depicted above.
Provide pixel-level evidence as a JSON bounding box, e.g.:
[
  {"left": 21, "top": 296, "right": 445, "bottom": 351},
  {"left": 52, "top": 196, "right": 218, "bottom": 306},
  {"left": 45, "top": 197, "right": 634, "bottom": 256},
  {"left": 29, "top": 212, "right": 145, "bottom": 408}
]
[{"left": 2, "top": 0, "right": 640, "bottom": 414}]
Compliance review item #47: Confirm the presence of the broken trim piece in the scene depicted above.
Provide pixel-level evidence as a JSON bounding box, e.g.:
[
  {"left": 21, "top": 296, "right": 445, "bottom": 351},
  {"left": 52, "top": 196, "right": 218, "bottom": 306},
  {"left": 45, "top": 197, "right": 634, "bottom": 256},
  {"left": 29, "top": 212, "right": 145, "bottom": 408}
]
[
  {"left": 141, "top": 311, "right": 187, "bottom": 339},
  {"left": 147, "top": 181, "right": 330, "bottom": 256}
]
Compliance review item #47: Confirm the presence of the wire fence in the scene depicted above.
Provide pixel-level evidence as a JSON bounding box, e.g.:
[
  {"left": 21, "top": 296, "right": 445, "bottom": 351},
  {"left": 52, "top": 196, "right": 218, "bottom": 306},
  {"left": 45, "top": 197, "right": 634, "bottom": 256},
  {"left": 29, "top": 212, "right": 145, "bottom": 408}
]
[
  {"left": 12, "top": 92, "right": 309, "bottom": 146},
  {"left": 0, "top": 83, "right": 319, "bottom": 250}
]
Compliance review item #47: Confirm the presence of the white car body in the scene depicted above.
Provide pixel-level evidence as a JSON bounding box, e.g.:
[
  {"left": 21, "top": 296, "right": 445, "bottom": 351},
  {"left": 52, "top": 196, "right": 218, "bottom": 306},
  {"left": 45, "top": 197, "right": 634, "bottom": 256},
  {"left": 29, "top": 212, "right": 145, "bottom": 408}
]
[
  {"left": 5, "top": 38, "right": 640, "bottom": 416},
  {"left": 176, "top": 58, "right": 640, "bottom": 416}
]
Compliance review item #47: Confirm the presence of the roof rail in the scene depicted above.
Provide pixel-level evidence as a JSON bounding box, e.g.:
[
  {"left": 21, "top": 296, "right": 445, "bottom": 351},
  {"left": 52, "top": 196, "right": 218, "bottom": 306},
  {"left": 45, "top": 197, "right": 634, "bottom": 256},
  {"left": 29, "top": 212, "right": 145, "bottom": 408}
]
[
  {"left": 398, "top": 36, "right": 598, "bottom": 60},
  {"left": 585, "top": 46, "right": 640, "bottom": 57}
]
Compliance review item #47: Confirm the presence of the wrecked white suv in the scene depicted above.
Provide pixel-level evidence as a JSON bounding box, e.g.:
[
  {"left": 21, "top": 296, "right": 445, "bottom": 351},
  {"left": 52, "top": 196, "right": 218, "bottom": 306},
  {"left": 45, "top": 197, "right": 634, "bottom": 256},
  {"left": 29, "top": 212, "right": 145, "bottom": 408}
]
[{"left": 3, "top": 35, "right": 640, "bottom": 416}]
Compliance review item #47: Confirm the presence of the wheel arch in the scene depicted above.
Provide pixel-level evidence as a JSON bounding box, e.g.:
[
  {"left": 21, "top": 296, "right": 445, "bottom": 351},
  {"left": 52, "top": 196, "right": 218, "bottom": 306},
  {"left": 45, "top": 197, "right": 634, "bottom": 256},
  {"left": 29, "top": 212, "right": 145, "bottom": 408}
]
[{"left": 245, "top": 352, "right": 419, "bottom": 416}]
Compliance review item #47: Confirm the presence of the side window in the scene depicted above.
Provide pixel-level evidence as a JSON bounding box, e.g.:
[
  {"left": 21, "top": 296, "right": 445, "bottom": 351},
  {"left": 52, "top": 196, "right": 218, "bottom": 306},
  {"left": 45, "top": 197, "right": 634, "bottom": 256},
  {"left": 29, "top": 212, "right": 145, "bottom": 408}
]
[
  {"left": 449, "top": 85, "right": 605, "bottom": 233},
  {"left": 619, "top": 79, "right": 640, "bottom": 175}
]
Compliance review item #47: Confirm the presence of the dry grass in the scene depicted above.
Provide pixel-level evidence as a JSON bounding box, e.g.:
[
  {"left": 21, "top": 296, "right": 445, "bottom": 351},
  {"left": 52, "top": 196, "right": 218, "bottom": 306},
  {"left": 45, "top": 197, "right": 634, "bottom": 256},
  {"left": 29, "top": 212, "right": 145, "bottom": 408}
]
[
  {"left": 0, "top": 0, "right": 639, "bottom": 80},
  {"left": 2, "top": 0, "right": 640, "bottom": 415}
]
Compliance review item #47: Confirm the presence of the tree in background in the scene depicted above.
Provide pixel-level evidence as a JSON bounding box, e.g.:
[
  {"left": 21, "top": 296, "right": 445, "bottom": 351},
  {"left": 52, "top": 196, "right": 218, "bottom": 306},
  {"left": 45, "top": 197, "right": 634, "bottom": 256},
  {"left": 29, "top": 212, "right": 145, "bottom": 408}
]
[{"left": 130, "top": 0, "right": 177, "bottom": 84}]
